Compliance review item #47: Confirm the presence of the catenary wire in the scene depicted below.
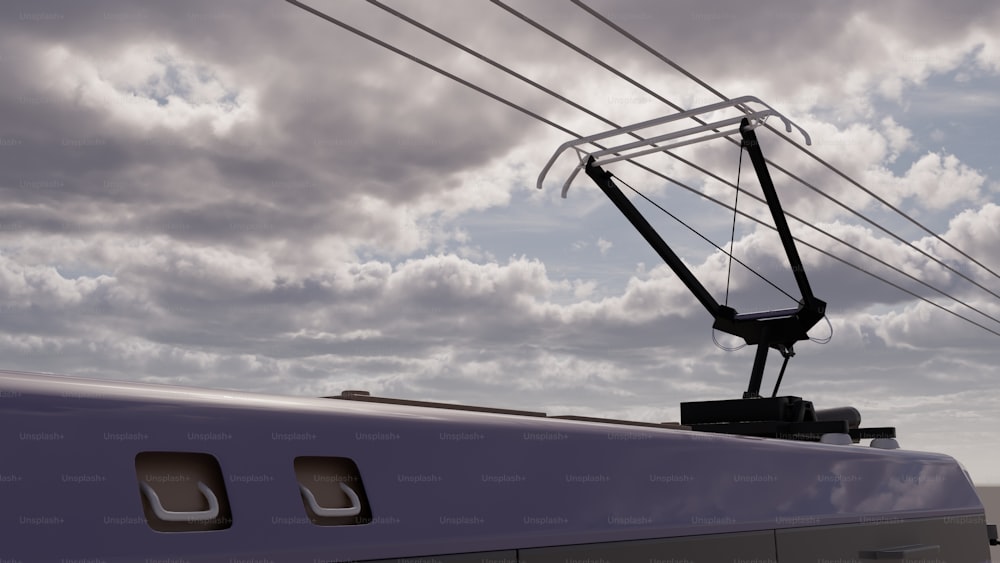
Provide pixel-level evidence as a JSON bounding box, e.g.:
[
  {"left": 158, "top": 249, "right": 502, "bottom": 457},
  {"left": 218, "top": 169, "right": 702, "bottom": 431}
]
[
  {"left": 282, "top": 0, "right": 1000, "bottom": 338},
  {"left": 285, "top": 0, "right": 795, "bottom": 300},
  {"left": 571, "top": 0, "right": 1000, "bottom": 299},
  {"left": 611, "top": 172, "right": 797, "bottom": 302},
  {"left": 761, "top": 122, "right": 1000, "bottom": 303},
  {"left": 725, "top": 146, "right": 743, "bottom": 307},
  {"left": 366, "top": 0, "right": 1000, "bottom": 329},
  {"left": 283, "top": 0, "right": 575, "bottom": 139},
  {"left": 484, "top": 0, "right": 1000, "bottom": 328},
  {"left": 492, "top": 0, "right": 1000, "bottom": 309},
  {"left": 569, "top": 0, "right": 729, "bottom": 101}
]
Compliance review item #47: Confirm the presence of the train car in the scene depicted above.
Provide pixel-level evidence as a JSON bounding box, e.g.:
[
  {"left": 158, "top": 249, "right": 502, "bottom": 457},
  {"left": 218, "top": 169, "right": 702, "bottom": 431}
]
[{"left": 1, "top": 369, "right": 994, "bottom": 562}]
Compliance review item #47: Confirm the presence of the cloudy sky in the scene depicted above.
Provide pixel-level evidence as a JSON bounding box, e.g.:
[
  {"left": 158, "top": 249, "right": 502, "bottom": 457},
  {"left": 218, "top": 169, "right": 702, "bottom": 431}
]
[{"left": 3, "top": 1, "right": 1000, "bottom": 482}]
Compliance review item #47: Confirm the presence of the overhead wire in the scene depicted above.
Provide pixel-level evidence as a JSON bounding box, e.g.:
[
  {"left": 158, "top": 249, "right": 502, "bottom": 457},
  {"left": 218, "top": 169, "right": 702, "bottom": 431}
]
[
  {"left": 282, "top": 0, "right": 575, "bottom": 139},
  {"left": 766, "top": 122, "right": 1000, "bottom": 282},
  {"left": 490, "top": 0, "right": 1000, "bottom": 330},
  {"left": 282, "top": 0, "right": 1000, "bottom": 338},
  {"left": 570, "top": 0, "right": 1000, "bottom": 301},
  {"left": 367, "top": 0, "right": 1000, "bottom": 329},
  {"left": 492, "top": 0, "right": 1000, "bottom": 313},
  {"left": 613, "top": 174, "right": 1000, "bottom": 338},
  {"left": 762, "top": 123, "right": 1000, "bottom": 302},
  {"left": 606, "top": 140, "right": 1000, "bottom": 330},
  {"left": 725, "top": 145, "right": 744, "bottom": 307},
  {"left": 568, "top": 0, "right": 729, "bottom": 101},
  {"left": 289, "top": 0, "right": 788, "bottom": 295},
  {"left": 364, "top": 0, "right": 798, "bottom": 302},
  {"left": 612, "top": 172, "right": 798, "bottom": 302}
]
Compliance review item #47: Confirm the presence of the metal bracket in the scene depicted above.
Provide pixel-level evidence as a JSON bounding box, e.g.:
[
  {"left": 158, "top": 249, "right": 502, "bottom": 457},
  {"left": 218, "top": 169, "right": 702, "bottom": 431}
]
[
  {"left": 541, "top": 95, "right": 824, "bottom": 401},
  {"left": 536, "top": 95, "right": 811, "bottom": 197}
]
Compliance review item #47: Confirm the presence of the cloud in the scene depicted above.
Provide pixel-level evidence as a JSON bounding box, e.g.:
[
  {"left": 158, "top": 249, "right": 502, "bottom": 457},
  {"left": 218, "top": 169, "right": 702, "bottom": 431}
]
[
  {"left": 42, "top": 43, "right": 259, "bottom": 136},
  {"left": 879, "top": 116, "right": 914, "bottom": 160},
  {"left": 597, "top": 237, "right": 613, "bottom": 255},
  {"left": 2, "top": 0, "right": 1000, "bottom": 483},
  {"left": 889, "top": 152, "right": 986, "bottom": 210},
  {"left": 931, "top": 203, "right": 1000, "bottom": 271}
]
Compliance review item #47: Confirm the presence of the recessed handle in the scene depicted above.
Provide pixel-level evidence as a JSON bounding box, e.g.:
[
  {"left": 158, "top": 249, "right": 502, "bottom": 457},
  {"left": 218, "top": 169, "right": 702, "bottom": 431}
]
[
  {"left": 299, "top": 482, "right": 361, "bottom": 517},
  {"left": 139, "top": 481, "right": 220, "bottom": 522}
]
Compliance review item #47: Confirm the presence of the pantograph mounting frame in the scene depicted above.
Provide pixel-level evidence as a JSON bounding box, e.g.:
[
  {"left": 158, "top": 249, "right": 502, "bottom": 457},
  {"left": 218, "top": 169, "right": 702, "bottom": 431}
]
[{"left": 538, "top": 97, "right": 824, "bottom": 399}]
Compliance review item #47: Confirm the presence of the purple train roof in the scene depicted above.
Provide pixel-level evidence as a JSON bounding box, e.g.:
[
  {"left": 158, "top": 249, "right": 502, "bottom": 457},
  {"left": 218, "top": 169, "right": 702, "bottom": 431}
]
[{"left": 0, "top": 370, "right": 985, "bottom": 562}]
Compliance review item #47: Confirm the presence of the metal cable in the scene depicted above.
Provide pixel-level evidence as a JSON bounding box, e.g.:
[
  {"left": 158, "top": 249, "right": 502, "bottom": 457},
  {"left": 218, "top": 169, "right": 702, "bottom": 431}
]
[
  {"left": 283, "top": 0, "right": 1000, "bottom": 338},
  {"left": 571, "top": 0, "right": 1000, "bottom": 298},
  {"left": 283, "top": 0, "right": 576, "bottom": 139},
  {"left": 612, "top": 172, "right": 796, "bottom": 302},
  {"left": 368, "top": 0, "right": 798, "bottom": 305},
  {"left": 569, "top": 0, "right": 730, "bottom": 101},
  {"left": 494, "top": 0, "right": 1000, "bottom": 326},
  {"left": 725, "top": 146, "right": 743, "bottom": 307}
]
